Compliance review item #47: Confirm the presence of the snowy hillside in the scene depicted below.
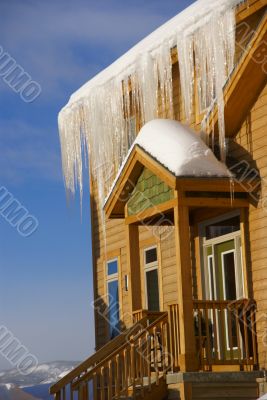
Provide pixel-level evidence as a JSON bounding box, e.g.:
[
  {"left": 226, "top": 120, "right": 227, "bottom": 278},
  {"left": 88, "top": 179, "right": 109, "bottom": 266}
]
[
  {"left": 0, "top": 384, "right": 40, "bottom": 400},
  {"left": 0, "top": 361, "right": 79, "bottom": 387},
  {"left": 0, "top": 361, "right": 79, "bottom": 400}
]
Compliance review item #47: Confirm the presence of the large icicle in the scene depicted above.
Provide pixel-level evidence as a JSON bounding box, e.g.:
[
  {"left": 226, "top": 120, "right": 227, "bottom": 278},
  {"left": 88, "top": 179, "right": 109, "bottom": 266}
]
[{"left": 58, "top": 0, "right": 243, "bottom": 230}]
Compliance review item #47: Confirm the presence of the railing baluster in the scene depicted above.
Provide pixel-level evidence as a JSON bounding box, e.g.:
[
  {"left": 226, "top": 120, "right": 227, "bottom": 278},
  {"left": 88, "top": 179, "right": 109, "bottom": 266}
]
[
  {"left": 242, "top": 303, "right": 249, "bottom": 364},
  {"left": 124, "top": 348, "right": 129, "bottom": 397},
  {"left": 138, "top": 337, "right": 144, "bottom": 397},
  {"left": 131, "top": 342, "right": 136, "bottom": 398},
  {"left": 93, "top": 373, "right": 97, "bottom": 400},
  {"left": 100, "top": 366, "right": 105, "bottom": 400},
  {"left": 153, "top": 326, "right": 159, "bottom": 385},
  {"left": 204, "top": 307, "right": 212, "bottom": 369},
  {"left": 197, "top": 307, "right": 203, "bottom": 369},
  {"left": 146, "top": 331, "right": 151, "bottom": 392},
  {"left": 116, "top": 354, "right": 120, "bottom": 397},
  {"left": 251, "top": 304, "right": 258, "bottom": 366},
  {"left": 107, "top": 360, "right": 112, "bottom": 400},
  {"left": 227, "top": 307, "right": 234, "bottom": 361},
  {"left": 69, "top": 381, "right": 74, "bottom": 400},
  {"left": 212, "top": 304, "right": 218, "bottom": 363}
]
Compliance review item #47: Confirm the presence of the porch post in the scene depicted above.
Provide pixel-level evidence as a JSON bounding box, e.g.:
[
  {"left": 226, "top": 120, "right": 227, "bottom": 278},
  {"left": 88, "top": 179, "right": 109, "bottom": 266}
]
[
  {"left": 126, "top": 223, "right": 142, "bottom": 312},
  {"left": 174, "top": 193, "right": 198, "bottom": 371}
]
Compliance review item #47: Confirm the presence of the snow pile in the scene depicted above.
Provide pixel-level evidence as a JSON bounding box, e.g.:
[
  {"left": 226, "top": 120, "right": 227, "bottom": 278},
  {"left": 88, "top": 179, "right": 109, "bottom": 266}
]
[
  {"left": 3, "top": 383, "right": 14, "bottom": 390},
  {"left": 136, "top": 119, "right": 230, "bottom": 177},
  {"left": 258, "top": 395, "right": 267, "bottom": 400},
  {"left": 58, "top": 0, "right": 243, "bottom": 219},
  {"left": 105, "top": 119, "right": 230, "bottom": 205}
]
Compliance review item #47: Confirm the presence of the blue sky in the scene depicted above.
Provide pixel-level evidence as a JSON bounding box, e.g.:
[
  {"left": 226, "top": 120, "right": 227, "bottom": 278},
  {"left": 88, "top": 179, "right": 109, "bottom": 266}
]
[{"left": 0, "top": 0, "right": 194, "bottom": 371}]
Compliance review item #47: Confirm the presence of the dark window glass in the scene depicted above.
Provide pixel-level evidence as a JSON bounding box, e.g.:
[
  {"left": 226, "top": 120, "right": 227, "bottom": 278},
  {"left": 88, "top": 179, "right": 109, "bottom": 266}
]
[
  {"left": 108, "top": 280, "right": 120, "bottom": 338},
  {"left": 107, "top": 260, "right": 118, "bottom": 275},
  {"left": 146, "top": 269, "right": 160, "bottom": 311},
  {"left": 145, "top": 248, "right": 157, "bottom": 264},
  {"left": 205, "top": 216, "right": 240, "bottom": 240},
  {"left": 223, "top": 252, "right": 237, "bottom": 300}
]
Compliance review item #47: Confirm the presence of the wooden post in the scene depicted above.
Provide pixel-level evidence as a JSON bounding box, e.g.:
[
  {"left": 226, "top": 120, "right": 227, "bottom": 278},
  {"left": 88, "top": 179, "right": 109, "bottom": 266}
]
[
  {"left": 126, "top": 223, "right": 142, "bottom": 312},
  {"left": 174, "top": 192, "right": 198, "bottom": 371}
]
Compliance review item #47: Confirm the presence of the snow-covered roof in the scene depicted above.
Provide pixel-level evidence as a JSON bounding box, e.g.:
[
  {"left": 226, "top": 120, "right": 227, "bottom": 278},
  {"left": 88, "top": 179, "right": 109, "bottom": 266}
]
[
  {"left": 65, "top": 0, "right": 241, "bottom": 107},
  {"left": 135, "top": 119, "right": 231, "bottom": 177},
  {"left": 104, "top": 119, "right": 231, "bottom": 206}
]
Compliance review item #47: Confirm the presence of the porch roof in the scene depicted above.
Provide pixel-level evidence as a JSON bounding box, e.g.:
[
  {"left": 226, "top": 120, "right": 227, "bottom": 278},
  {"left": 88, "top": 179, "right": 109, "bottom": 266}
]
[{"left": 104, "top": 120, "right": 250, "bottom": 219}]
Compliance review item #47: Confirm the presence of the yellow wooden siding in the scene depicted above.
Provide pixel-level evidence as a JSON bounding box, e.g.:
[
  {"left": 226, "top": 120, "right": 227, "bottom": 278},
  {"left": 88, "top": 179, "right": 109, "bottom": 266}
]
[{"left": 229, "top": 82, "right": 267, "bottom": 368}]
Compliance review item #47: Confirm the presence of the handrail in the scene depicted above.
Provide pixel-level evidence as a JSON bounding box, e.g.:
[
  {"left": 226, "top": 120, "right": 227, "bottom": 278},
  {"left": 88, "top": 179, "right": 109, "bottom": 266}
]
[
  {"left": 50, "top": 312, "right": 170, "bottom": 399},
  {"left": 71, "top": 312, "right": 169, "bottom": 390},
  {"left": 132, "top": 309, "right": 165, "bottom": 323},
  {"left": 50, "top": 315, "right": 149, "bottom": 394}
]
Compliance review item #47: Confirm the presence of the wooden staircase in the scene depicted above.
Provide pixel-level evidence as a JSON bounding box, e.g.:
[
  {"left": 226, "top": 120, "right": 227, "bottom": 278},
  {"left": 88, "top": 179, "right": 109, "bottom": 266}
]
[
  {"left": 50, "top": 300, "right": 260, "bottom": 400},
  {"left": 50, "top": 312, "right": 170, "bottom": 400}
]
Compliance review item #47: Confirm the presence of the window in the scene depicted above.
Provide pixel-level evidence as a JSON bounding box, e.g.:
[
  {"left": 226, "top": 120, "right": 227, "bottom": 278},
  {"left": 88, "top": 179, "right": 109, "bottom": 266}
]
[
  {"left": 205, "top": 215, "right": 240, "bottom": 240},
  {"left": 144, "top": 246, "right": 160, "bottom": 312},
  {"left": 106, "top": 258, "right": 120, "bottom": 339}
]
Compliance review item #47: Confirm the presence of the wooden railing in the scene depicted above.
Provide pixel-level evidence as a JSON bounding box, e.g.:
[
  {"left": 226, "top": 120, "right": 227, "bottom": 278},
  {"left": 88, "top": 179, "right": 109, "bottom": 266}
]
[
  {"left": 50, "top": 316, "right": 149, "bottom": 398},
  {"left": 193, "top": 299, "right": 258, "bottom": 370},
  {"left": 132, "top": 309, "right": 165, "bottom": 324},
  {"left": 51, "top": 299, "right": 258, "bottom": 398},
  {"left": 50, "top": 313, "right": 171, "bottom": 399}
]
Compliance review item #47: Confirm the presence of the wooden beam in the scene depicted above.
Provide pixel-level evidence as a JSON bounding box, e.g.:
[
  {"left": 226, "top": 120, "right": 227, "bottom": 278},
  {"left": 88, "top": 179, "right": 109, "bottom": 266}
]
[
  {"left": 125, "top": 198, "right": 177, "bottom": 225},
  {"left": 182, "top": 197, "right": 249, "bottom": 208},
  {"left": 236, "top": 0, "right": 267, "bottom": 23},
  {"left": 174, "top": 191, "right": 198, "bottom": 371},
  {"left": 135, "top": 146, "right": 176, "bottom": 189},
  {"left": 176, "top": 177, "right": 259, "bottom": 193},
  {"left": 105, "top": 145, "right": 176, "bottom": 219},
  {"left": 126, "top": 224, "right": 142, "bottom": 312}
]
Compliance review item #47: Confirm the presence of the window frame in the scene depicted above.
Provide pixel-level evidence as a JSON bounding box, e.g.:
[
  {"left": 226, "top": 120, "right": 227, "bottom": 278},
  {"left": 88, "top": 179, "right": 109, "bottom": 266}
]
[{"left": 143, "top": 245, "right": 160, "bottom": 311}]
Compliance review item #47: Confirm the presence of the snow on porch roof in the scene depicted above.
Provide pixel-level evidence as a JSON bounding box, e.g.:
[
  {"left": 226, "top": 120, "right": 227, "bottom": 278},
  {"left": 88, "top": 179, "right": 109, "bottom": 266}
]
[
  {"left": 64, "top": 0, "right": 242, "bottom": 108},
  {"left": 104, "top": 119, "right": 231, "bottom": 206}
]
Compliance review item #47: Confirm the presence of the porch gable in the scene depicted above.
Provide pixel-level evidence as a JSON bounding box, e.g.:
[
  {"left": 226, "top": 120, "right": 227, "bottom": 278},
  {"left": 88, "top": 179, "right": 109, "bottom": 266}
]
[{"left": 127, "top": 167, "right": 174, "bottom": 216}]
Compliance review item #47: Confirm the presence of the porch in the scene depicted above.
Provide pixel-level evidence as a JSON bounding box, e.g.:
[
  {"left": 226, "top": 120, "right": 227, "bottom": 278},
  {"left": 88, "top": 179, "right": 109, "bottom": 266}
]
[{"left": 50, "top": 301, "right": 259, "bottom": 400}]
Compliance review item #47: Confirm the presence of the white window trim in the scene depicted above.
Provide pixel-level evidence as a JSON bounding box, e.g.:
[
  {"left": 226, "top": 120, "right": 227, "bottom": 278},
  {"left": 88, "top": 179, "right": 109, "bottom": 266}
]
[
  {"left": 106, "top": 258, "right": 120, "bottom": 328},
  {"left": 106, "top": 257, "right": 119, "bottom": 282},
  {"left": 221, "top": 249, "right": 239, "bottom": 351},
  {"left": 144, "top": 246, "right": 159, "bottom": 310},
  {"left": 221, "top": 249, "right": 237, "bottom": 301},
  {"left": 207, "top": 254, "right": 217, "bottom": 301}
]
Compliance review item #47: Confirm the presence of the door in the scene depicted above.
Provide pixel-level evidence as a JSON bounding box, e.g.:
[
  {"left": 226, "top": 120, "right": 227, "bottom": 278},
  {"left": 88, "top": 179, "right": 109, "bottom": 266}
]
[
  {"left": 144, "top": 246, "right": 160, "bottom": 312},
  {"left": 201, "top": 213, "right": 245, "bottom": 359},
  {"left": 215, "top": 239, "right": 239, "bottom": 357}
]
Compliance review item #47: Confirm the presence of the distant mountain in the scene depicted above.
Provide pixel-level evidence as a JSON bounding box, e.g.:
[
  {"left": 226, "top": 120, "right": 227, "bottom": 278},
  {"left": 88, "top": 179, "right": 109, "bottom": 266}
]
[
  {"left": 0, "top": 384, "right": 40, "bottom": 399},
  {"left": 0, "top": 361, "right": 80, "bottom": 400}
]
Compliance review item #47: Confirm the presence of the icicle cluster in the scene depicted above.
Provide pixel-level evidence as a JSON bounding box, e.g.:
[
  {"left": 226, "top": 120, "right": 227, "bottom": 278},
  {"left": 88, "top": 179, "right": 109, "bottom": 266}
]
[{"left": 58, "top": 0, "right": 243, "bottom": 220}]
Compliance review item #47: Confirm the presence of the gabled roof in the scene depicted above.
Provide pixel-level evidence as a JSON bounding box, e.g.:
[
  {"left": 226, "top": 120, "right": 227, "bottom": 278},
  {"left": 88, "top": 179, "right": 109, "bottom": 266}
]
[{"left": 104, "top": 120, "right": 231, "bottom": 218}]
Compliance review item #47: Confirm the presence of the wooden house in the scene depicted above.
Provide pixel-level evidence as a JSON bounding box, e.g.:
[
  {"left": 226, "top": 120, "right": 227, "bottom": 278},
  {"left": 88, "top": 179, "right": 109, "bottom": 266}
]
[{"left": 51, "top": 0, "right": 267, "bottom": 399}]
